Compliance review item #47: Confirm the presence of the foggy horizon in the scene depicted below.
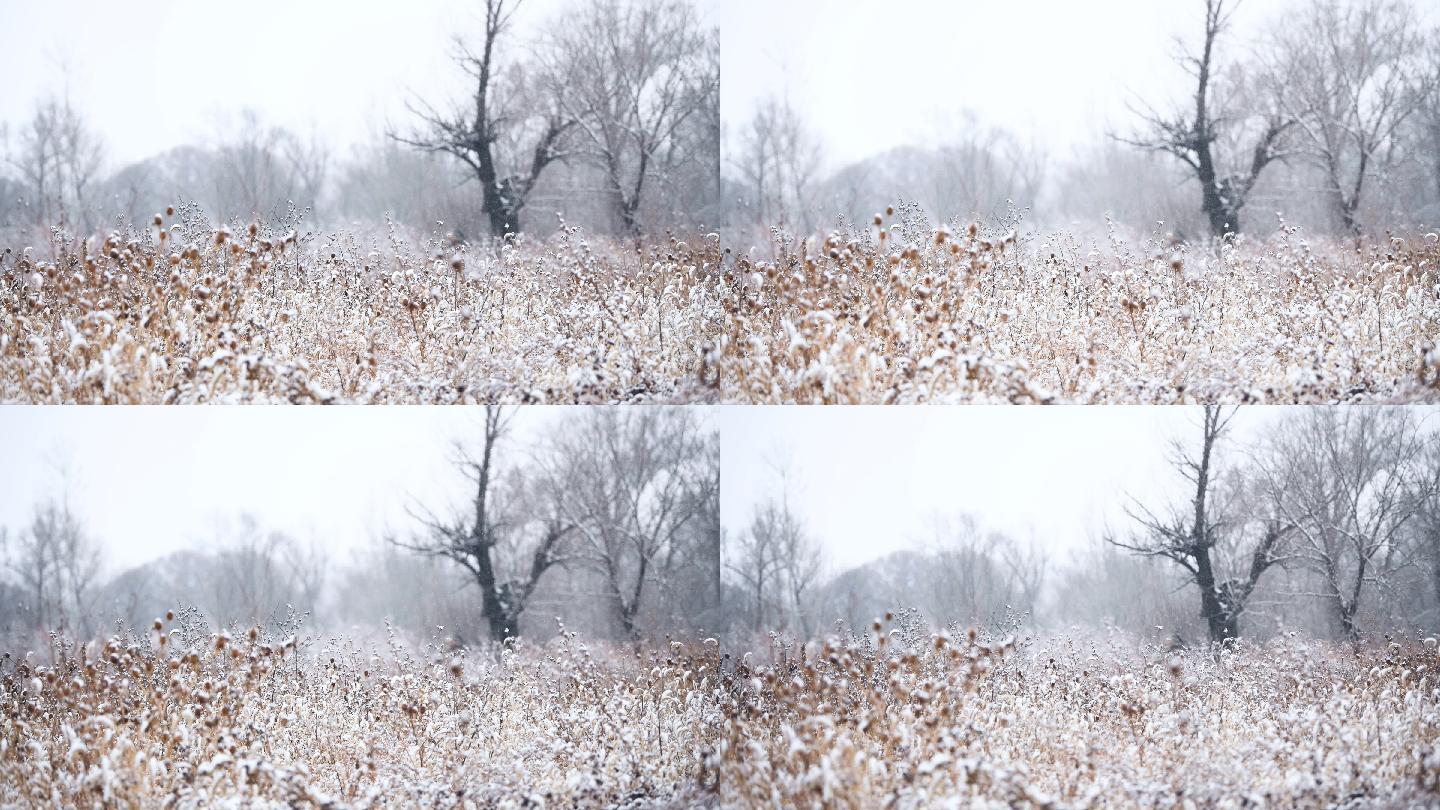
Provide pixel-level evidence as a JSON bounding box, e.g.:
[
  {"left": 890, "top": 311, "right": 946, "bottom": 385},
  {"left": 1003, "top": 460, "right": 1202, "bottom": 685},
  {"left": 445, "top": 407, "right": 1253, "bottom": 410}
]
[
  {"left": 1, "top": 0, "right": 718, "bottom": 169},
  {"left": 722, "top": 0, "right": 1440, "bottom": 239},
  {"left": 722, "top": 406, "right": 1305, "bottom": 580},
  {"left": 722, "top": 0, "right": 1200, "bottom": 170},
  {"left": 1, "top": 0, "right": 500, "bottom": 167},
  {"left": 723, "top": 0, "right": 1440, "bottom": 173},
  {"left": 0, "top": 406, "right": 595, "bottom": 575}
]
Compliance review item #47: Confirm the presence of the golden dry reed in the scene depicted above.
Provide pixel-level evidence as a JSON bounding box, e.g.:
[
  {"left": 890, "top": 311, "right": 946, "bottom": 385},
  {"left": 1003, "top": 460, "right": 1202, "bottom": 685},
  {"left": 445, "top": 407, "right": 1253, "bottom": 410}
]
[
  {"left": 723, "top": 203, "right": 1440, "bottom": 403},
  {"left": 1, "top": 207, "right": 721, "bottom": 403},
  {"left": 1, "top": 615, "right": 722, "bottom": 807},
  {"left": 721, "top": 611, "right": 1440, "bottom": 808}
]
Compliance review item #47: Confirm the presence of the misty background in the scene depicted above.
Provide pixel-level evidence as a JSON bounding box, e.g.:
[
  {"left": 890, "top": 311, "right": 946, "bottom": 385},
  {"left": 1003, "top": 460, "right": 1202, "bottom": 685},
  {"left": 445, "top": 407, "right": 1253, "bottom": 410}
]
[
  {"left": 0, "top": 406, "right": 720, "bottom": 654},
  {"left": 722, "top": 406, "right": 1440, "bottom": 648},
  {"left": 0, "top": 0, "right": 719, "bottom": 245},
  {"left": 721, "top": 0, "right": 1440, "bottom": 245}
]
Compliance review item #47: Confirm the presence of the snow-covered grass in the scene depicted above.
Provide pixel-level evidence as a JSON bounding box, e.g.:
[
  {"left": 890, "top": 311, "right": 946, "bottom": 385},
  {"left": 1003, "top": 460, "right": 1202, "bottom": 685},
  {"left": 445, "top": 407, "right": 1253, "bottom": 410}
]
[
  {"left": 723, "top": 203, "right": 1440, "bottom": 403},
  {"left": 0, "top": 206, "right": 722, "bottom": 403},
  {"left": 721, "top": 613, "right": 1440, "bottom": 807},
  {"left": 0, "top": 616, "right": 722, "bottom": 808}
]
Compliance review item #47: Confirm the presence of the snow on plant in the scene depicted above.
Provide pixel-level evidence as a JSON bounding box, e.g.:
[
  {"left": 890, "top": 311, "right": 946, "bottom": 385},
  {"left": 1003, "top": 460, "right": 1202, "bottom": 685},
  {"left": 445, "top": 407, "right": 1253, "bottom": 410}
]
[
  {"left": 0, "top": 205, "right": 722, "bottom": 403},
  {"left": 722, "top": 203, "right": 1440, "bottom": 403},
  {"left": 0, "top": 615, "right": 722, "bottom": 807},
  {"left": 720, "top": 611, "right": 1440, "bottom": 808}
]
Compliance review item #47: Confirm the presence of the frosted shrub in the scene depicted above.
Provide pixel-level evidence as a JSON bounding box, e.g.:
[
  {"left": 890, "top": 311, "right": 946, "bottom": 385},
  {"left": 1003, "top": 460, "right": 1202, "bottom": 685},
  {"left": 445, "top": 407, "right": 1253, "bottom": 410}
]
[
  {"left": 721, "top": 614, "right": 1440, "bottom": 808},
  {"left": 723, "top": 204, "right": 1440, "bottom": 403},
  {"left": 0, "top": 617, "right": 722, "bottom": 807},
  {"left": 0, "top": 207, "right": 722, "bottom": 403}
]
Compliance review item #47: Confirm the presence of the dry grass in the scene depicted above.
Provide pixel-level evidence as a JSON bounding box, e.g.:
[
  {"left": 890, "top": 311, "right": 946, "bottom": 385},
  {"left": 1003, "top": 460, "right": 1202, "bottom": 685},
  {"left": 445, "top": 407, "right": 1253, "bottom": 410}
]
[
  {"left": 0, "top": 206, "right": 721, "bottom": 403},
  {"left": 722, "top": 203, "right": 1440, "bottom": 403},
  {"left": 0, "top": 615, "right": 722, "bottom": 808},
  {"left": 720, "top": 612, "right": 1440, "bottom": 808}
]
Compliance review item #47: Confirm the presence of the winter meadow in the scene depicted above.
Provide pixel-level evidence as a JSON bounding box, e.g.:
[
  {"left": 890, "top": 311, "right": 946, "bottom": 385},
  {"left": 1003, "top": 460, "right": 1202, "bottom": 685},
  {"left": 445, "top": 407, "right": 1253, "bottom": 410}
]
[
  {"left": 4, "top": 0, "right": 1440, "bottom": 807},
  {"left": 722, "top": 0, "right": 1440, "bottom": 403},
  {"left": 0, "top": 0, "right": 720, "bottom": 404},
  {"left": 719, "top": 406, "right": 1440, "bottom": 807},
  {"left": 2, "top": 407, "right": 726, "bottom": 806}
]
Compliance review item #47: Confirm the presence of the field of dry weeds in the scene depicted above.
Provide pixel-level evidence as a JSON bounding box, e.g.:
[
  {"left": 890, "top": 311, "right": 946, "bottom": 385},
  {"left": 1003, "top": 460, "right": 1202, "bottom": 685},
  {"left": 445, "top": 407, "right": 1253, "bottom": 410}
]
[
  {"left": 720, "top": 614, "right": 1440, "bottom": 808},
  {"left": 723, "top": 205, "right": 1440, "bottom": 404},
  {"left": 7, "top": 613, "right": 1438, "bottom": 807},
  {"left": 0, "top": 207, "right": 722, "bottom": 404},
  {"left": 0, "top": 615, "right": 722, "bottom": 808}
]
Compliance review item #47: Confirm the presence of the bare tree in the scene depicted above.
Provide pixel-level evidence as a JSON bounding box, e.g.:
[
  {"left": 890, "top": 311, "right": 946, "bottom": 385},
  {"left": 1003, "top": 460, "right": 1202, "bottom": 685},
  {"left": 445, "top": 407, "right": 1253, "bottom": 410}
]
[
  {"left": 1413, "top": 437, "right": 1440, "bottom": 624},
  {"left": 337, "top": 135, "right": 486, "bottom": 235},
  {"left": 1120, "top": 0, "right": 1292, "bottom": 237},
  {"left": 726, "top": 500, "right": 786, "bottom": 633},
  {"left": 541, "top": 0, "right": 715, "bottom": 237},
  {"left": 675, "top": 433, "right": 723, "bottom": 625},
  {"left": 1000, "top": 539, "right": 1048, "bottom": 619},
  {"left": 281, "top": 126, "right": 331, "bottom": 220},
  {"left": 2, "top": 496, "right": 103, "bottom": 643},
  {"left": 206, "top": 517, "right": 301, "bottom": 627},
  {"left": 1108, "top": 405, "right": 1291, "bottom": 644},
  {"left": 4, "top": 512, "right": 58, "bottom": 635},
  {"left": 1057, "top": 140, "right": 1207, "bottom": 240},
  {"left": 207, "top": 110, "right": 326, "bottom": 222},
  {"left": 925, "top": 115, "right": 1046, "bottom": 223},
  {"left": 544, "top": 408, "right": 711, "bottom": 639},
  {"left": 389, "top": 406, "right": 572, "bottom": 642},
  {"left": 337, "top": 542, "right": 487, "bottom": 644},
  {"left": 777, "top": 509, "right": 823, "bottom": 639},
  {"left": 921, "top": 516, "right": 1043, "bottom": 626},
  {"left": 1421, "top": 37, "right": 1440, "bottom": 212},
  {"left": 723, "top": 455, "right": 822, "bottom": 636},
  {"left": 279, "top": 535, "right": 328, "bottom": 619},
  {"left": 394, "top": 0, "right": 573, "bottom": 238},
  {"left": 8, "top": 95, "right": 104, "bottom": 235},
  {"left": 731, "top": 94, "right": 824, "bottom": 233},
  {"left": 1256, "top": 408, "right": 1434, "bottom": 642},
  {"left": 1054, "top": 541, "right": 1199, "bottom": 638},
  {"left": 673, "top": 30, "right": 722, "bottom": 226},
  {"left": 1265, "top": 0, "right": 1434, "bottom": 234}
]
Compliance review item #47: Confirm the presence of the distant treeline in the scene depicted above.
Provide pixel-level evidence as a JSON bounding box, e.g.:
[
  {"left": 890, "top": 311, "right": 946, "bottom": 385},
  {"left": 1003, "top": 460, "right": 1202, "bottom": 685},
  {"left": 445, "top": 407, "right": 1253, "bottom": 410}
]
[
  {"left": 725, "top": 408, "right": 1440, "bottom": 648},
  {"left": 0, "top": 0, "right": 719, "bottom": 246},
  {"left": 0, "top": 407, "right": 722, "bottom": 654},
  {"left": 723, "top": 0, "right": 1440, "bottom": 243}
]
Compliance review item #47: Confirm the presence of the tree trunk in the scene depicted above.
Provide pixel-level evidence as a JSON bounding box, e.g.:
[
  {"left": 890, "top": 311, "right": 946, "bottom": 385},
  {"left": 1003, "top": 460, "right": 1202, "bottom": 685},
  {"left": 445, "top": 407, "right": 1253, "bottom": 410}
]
[
  {"left": 619, "top": 200, "right": 641, "bottom": 238},
  {"left": 620, "top": 602, "right": 639, "bottom": 640},
  {"left": 620, "top": 553, "right": 649, "bottom": 640},
  {"left": 1432, "top": 550, "right": 1440, "bottom": 616},
  {"left": 1197, "top": 150, "right": 1231, "bottom": 238},
  {"left": 1194, "top": 553, "right": 1231, "bottom": 643},
  {"left": 1338, "top": 604, "right": 1359, "bottom": 645},
  {"left": 472, "top": 540, "right": 511, "bottom": 641},
  {"left": 1219, "top": 611, "right": 1239, "bottom": 641},
  {"left": 477, "top": 151, "right": 512, "bottom": 239},
  {"left": 753, "top": 574, "right": 765, "bottom": 633},
  {"left": 1339, "top": 197, "right": 1360, "bottom": 236}
]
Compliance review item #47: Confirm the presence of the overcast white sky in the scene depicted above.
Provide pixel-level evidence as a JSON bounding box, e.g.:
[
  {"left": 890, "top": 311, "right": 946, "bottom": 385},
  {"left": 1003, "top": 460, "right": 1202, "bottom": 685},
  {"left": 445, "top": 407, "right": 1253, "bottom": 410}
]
[
  {"left": 0, "top": 407, "right": 597, "bottom": 575},
  {"left": 721, "top": 0, "right": 1341, "bottom": 171},
  {"left": 719, "top": 406, "right": 1311, "bottom": 577},
  {"left": 0, "top": 0, "right": 716, "bottom": 168}
]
